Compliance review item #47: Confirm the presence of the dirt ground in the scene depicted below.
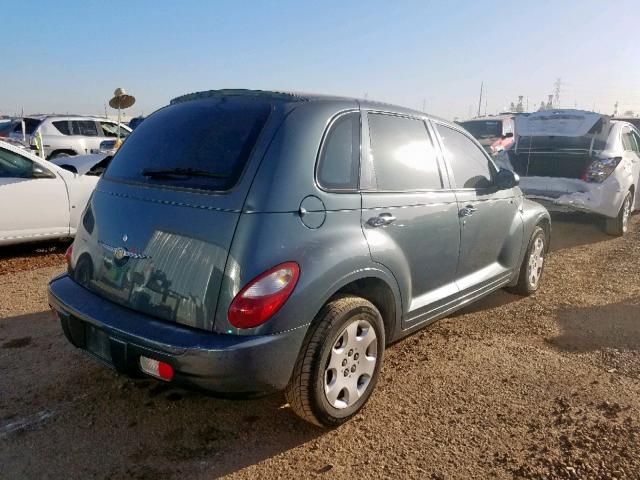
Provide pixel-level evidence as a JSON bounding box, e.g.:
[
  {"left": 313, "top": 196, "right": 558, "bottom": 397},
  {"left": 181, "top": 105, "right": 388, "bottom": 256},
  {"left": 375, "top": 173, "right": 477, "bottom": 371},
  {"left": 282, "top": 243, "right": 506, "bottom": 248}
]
[{"left": 1, "top": 213, "right": 639, "bottom": 480}]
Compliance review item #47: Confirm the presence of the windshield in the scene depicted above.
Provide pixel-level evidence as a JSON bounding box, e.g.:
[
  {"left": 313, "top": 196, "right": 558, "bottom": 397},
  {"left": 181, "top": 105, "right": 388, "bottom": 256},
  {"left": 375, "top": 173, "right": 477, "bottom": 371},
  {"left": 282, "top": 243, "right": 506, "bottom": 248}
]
[
  {"left": 459, "top": 120, "right": 503, "bottom": 139},
  {"left": 105, "top": 97, "right": 272, "bottom": 192}
]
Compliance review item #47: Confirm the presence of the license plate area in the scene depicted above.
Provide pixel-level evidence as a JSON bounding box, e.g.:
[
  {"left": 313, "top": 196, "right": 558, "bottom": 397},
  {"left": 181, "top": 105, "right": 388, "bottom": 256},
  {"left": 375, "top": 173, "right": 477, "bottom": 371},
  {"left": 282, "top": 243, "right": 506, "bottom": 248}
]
[{"left": 85, "top": 324, "right": 112, "bottom": 363}]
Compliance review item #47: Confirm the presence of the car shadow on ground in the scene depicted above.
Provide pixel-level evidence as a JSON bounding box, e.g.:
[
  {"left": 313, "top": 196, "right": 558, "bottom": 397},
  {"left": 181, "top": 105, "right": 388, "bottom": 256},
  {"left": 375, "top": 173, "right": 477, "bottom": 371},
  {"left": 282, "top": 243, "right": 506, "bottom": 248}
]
[
  {"left": 548, "top": 298, "right": 640, "bottom": 353},
  {"left": 548, "top": 212, "right": 615, "bottom": 252},
  {"left": 0, "top": 310, "right": 321, "bottom": 479},
  {"left": 0, "top": 240, "right": 70, "bottom": 260}
]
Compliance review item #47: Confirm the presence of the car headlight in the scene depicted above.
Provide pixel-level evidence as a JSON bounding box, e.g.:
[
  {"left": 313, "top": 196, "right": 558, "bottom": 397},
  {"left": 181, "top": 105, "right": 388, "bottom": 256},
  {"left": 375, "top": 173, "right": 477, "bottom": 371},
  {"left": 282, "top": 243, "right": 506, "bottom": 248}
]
[{"left": 583, "top": 157, "right": 621, "bottom": 183}]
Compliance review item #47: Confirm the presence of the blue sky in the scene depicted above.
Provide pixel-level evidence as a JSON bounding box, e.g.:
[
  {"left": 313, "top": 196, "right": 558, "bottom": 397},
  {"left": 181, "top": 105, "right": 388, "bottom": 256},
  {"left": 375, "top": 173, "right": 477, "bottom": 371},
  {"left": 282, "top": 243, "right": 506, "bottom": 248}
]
[{"left": 2, "top": 0, "right": 638, "bottom": 120}]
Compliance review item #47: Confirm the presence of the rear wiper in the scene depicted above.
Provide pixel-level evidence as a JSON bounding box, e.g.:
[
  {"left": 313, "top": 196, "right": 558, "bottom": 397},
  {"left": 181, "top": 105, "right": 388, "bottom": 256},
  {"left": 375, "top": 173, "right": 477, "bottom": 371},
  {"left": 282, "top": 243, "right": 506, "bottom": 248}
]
[{"left": 140, "top": 168, "right": 228, "bottom": 179}]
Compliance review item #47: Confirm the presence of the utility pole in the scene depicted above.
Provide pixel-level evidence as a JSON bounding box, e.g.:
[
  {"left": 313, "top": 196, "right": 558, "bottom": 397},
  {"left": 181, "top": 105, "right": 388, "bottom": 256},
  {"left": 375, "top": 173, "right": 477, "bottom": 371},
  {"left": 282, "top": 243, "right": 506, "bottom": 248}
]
[
  {"left": 553, "top": 77, "right": 562, "bottom": 108},
  {"left": 477, "top": 81, "right": 483, "bottom": 117},
  {"left": 422, "top": 98, "right": 426, "bottom": 113}
]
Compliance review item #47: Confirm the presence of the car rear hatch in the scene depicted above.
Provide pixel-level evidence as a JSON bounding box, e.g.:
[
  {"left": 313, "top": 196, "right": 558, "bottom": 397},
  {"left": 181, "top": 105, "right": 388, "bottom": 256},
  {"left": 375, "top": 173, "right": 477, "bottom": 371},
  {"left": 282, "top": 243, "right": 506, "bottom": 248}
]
[
  {"left": 74, "top": 94, "right": 284, "bottom": 331},
  {"left": 509, "top": 110, "right": 611, "bottom": 182}
]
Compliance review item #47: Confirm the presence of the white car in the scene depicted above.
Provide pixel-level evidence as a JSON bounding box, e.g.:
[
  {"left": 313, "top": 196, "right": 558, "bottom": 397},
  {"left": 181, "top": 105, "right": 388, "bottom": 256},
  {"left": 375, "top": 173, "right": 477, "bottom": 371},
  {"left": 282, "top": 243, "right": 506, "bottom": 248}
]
[
  {"left": 0, "top": 140, "right": 102, "bottom": 246},
  {"left": 498, "top": 110, "right": 640, "bottom": 236}
]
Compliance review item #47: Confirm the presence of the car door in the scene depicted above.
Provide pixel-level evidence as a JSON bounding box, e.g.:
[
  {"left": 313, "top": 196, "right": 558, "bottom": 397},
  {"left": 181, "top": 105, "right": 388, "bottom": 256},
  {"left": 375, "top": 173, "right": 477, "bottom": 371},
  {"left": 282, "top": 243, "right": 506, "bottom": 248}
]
[
  {"left": 433, "top": 122, "right": 522, "bottom": 294},
  {"left": 360, "top": 111, "right": 461, "bottom": 329},
  {"left": 70, "top": 120, "right": 101, "bottom": 154},
  {"left": 0, "top": 146, "right": 70, "bottom": 243}
]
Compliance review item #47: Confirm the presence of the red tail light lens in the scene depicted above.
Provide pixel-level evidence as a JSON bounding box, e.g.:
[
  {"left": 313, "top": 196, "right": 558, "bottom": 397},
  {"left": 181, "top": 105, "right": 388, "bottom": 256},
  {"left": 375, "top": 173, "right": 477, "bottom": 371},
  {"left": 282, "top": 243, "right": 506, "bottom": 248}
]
[
  {"left": 64, "top": 244, "right": 73, "bottom": 266},
  {"left": 228, "top": 262, "right": 300, "bottom": 329}
]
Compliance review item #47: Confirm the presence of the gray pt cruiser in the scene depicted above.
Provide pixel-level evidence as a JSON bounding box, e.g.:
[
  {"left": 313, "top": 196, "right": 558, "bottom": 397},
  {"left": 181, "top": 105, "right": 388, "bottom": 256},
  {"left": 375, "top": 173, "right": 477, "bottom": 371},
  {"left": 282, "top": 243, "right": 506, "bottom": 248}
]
[{"left": 48, "top": 90, "right": 550, "bottom": 427}]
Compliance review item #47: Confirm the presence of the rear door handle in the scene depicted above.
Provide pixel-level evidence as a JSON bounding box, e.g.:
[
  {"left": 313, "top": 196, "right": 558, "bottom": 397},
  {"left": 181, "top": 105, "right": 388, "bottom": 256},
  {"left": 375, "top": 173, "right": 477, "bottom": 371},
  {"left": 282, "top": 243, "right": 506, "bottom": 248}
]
[
  {"left": 459, "top": 205, "right": 477, "bottom": 217},
  {"left": 367, "top": 213, "right": 396, "bottom": 227}
]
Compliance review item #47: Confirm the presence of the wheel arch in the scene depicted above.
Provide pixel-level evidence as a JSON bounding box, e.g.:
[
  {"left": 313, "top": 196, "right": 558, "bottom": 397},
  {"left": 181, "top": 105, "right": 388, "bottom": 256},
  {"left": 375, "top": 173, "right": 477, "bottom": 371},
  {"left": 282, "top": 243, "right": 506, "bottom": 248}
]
[{"left": 319, "top": 268, "right": 403, "bottom": 344}]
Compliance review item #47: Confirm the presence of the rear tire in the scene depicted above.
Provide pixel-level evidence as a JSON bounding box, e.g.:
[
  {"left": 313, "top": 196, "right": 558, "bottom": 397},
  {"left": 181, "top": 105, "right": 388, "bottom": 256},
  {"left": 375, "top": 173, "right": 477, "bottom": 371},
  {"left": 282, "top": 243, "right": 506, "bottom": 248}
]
[
  {"left": 285, "top": 295, "right": 385, "bottom": 427},
  {"left": 508, "top": 226, "right": 547, "bottom": 296},
  {"left": 604, "top": 190, "right": 632, "bottom": 237}
]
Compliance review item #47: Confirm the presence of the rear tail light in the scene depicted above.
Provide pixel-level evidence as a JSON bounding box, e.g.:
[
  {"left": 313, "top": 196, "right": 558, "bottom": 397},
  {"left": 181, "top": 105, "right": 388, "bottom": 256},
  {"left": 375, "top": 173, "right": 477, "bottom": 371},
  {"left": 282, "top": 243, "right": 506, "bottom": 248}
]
[
  {"left": 139, "top": 356, "right": 174, "bottom": 381},
  {"left": 64, "top": 244, "right": 73, "bottom": 266},
  {"left": 582, "top": 157, "right": 622, "bottom": 183},
  {"left": 228, "top": 262, "right": 300, "bottom": 329}
]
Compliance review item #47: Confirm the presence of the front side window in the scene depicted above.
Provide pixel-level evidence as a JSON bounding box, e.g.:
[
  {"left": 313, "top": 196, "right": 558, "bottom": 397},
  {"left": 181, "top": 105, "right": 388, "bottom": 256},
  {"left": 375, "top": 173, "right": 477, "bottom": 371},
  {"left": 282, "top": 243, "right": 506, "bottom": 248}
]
[
  {"left": 436, "top": 124, "right": 494, "bottom": 189},
  {"left": 317, "top": 112, "right": 360, "bottom": 190},
  {"left": 0, "top": 148, "right": 33, "bottom": 178},
  {"left": 100, "top": 122, "right": 130, "bottom": 138},
  {"left": 72, "top": 121, "right": 99, "bottom": 137},
  {"left": 367, "top": 113, "right": 441, "bottom": 191}
]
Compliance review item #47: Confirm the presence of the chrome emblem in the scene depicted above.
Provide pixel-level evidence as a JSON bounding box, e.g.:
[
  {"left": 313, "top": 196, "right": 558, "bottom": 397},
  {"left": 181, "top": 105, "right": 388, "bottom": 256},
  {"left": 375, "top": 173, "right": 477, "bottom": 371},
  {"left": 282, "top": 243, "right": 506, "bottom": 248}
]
[
  {"left": 122, "top": 234, "right": 128, "bottom": 242},
  {"left": 99, "top": 241, "right": 150, "bottom": 260}
]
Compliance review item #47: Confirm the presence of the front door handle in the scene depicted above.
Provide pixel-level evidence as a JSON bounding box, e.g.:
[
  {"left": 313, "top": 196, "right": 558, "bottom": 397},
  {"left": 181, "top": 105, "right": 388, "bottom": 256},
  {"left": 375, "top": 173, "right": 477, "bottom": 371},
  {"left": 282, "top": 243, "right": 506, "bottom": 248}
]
[
  {"left": 367, "top": 213, "right": 397, "bottom": 227},
  {"left": 459, "top": 205, "right": 477, "bottom": 217}
]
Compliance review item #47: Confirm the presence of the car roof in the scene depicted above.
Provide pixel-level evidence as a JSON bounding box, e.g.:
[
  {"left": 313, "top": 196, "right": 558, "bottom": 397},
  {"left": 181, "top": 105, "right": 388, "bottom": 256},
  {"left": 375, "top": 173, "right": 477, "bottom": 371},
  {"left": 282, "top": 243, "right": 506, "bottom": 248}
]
[
  {"left": 24, "top": 115, "right": 124, "bottom": 122},
  {"left": 169, "top": 88, "right": 452, "bottom": 125},
  {"left": 458, "top": 115, "right": 514, "bottom": 122}
]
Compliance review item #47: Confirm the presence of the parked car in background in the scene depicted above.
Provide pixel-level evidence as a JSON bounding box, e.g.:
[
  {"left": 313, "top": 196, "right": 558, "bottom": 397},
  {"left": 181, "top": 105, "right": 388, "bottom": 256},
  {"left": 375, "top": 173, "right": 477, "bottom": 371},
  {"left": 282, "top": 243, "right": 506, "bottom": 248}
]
[
  {"left": 614, "top": 116, "right": 640, "bottom": 131},
  {"left": 0, "top": 140, "right": 102, "bottom": 246},
  {"left": 497, "top": 109, "right": 640, "bottom": 236},
  {"left": 128, "top": 116, "right": 145, "bottom": 130},
  {"left": 458, "top": 114, "right": 515, "bottom": 155},
  {"left": 8, "top": 115, "right": 131, "bottom": 159},
  {"left": 0, "top": 119, "right": 19, "bottom": 138},
  {"left": 49, "top": 89, "right": 550, "bottom": 427}
]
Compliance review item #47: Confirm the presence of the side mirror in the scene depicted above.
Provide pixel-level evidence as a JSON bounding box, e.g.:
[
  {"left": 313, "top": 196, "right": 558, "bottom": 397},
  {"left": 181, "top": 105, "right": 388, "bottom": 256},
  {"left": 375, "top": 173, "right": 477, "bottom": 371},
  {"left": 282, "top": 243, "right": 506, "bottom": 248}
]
[
  {"left": 504, "top": 132, "right": 514, "bottom": 138},
  {"left": 32, "top": 165, "right": 55, "bottom": 179},
  {"left": 495, "top": 168, "right": 519, "bottom": 190}
]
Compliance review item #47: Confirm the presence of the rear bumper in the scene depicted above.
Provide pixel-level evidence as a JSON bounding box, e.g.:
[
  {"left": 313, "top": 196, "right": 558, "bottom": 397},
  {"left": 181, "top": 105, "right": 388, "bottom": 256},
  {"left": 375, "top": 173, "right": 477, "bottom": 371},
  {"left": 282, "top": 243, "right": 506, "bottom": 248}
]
[
  {"left": 48, "top": 274, "right": 306, "bottom": 395},
  {"left": 520, "top": 176, "right": 625, "bottom": 218}
]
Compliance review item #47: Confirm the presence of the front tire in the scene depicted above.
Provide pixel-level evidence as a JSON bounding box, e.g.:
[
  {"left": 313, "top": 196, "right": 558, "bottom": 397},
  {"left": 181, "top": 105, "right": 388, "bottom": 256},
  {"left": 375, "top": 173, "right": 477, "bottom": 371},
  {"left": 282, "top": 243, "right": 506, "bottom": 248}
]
[
  {"left": 285, "top": 295, "right": 385, "bottom": 427},
  {"left": 509, "top": 226, "right": 547, "bottom": 296},
  {"left": 604, "top": 190, "right": 632, "bottom": 237}
]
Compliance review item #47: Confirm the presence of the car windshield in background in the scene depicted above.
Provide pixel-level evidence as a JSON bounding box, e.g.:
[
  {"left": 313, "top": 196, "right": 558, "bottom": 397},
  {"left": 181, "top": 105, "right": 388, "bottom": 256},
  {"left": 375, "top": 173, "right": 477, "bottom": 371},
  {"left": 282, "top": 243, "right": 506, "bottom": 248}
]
[
  {"left": 459, "top": 120, "right": 502, "bottom": 139},
  {"left": 104, "top": 97, "right": 272, "bottom": 192},
  {"left": 12, "top": 118, "right": 41, "bottom": 135}
]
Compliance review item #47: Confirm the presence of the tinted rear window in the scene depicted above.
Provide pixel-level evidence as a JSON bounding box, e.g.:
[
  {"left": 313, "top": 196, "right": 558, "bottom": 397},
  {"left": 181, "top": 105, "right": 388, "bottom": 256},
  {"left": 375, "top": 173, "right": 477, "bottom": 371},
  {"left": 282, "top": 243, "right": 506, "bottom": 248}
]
[
  {"left": 105, "top": 98, "right": 271, "bottom": 192},
  {"left": 13, "top": 118, "right": 41, "bottom": 135}
]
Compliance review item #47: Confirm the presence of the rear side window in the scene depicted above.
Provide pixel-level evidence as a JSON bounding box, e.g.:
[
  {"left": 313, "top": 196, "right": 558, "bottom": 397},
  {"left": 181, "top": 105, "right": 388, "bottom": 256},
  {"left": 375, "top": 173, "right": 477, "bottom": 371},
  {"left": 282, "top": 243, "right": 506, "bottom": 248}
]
[
  {"left": 317, "top": 112, "right": 360, "bottom": 190},
  {"left": 105, "top": 98, "right": 271, "bottom": 192},
  {"left": 367, "top": 113, "right": 441, "bottom": 191},
  {"left": 72, "top": 121, "right": 99, "bottom": 136},
  {"left": 0, "top": 148, "right": 33, "bottom": 178},
  {"left": 622, "top": 131, "right": 639, "bottom": 152},
  {"left": 436, "top": 124, "right": 494, "bottom": 189},
  {"left": 52, "top": 121, "right": 71, "bottom": 135}
]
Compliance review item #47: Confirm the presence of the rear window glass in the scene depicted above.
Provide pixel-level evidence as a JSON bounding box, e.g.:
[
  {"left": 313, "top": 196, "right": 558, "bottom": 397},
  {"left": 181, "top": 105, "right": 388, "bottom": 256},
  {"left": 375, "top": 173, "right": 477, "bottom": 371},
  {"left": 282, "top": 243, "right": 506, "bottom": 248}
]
[
  {"left": 368, "top": 114, "right": 442, "bottom": 191},
  {"left": 13, "top": 118, "right": 41, "bottom": 135},
  {"left": 459, "top": 120, "right": 503, "bottom": 139},
  {"left": 317, "top": 112, "right": 360, "bottom": 190},
  {"left": 105, "top": 98, "right": 271, "bottom": 192},
  {"left": 52, "top": 121, "right": 71, "bottom": 135},
  {"left": 72, "top": 121, "right": 99, "bottom": 136}
]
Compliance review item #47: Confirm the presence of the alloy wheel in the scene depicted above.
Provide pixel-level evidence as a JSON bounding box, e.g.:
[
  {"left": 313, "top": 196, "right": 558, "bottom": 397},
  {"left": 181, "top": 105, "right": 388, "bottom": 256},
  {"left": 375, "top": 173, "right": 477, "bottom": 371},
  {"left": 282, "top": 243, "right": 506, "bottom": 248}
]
[{"left": 528, "top": 236, "right": 545, "bottom": 289}]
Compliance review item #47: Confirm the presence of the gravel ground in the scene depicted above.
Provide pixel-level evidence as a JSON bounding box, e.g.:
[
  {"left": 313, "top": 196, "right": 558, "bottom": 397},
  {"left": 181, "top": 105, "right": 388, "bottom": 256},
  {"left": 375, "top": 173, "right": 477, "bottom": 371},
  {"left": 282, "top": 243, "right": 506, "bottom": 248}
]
[{"left": 0, "top": 213, "right": 639, "bottom": 479}]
